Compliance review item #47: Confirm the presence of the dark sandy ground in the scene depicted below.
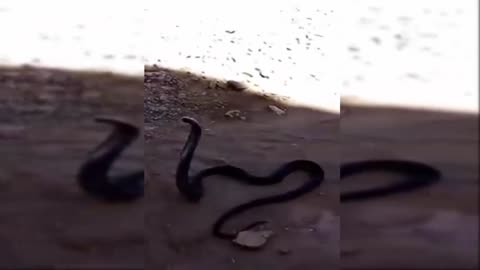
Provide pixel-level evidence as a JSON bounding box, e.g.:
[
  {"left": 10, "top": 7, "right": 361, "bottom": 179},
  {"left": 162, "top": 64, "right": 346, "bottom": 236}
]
[
  {"left": 0, "top": 65, "right": 144, "bottom": 269},
  {"left": 0, "top": 64, "right": 477, "bottom": 270}
]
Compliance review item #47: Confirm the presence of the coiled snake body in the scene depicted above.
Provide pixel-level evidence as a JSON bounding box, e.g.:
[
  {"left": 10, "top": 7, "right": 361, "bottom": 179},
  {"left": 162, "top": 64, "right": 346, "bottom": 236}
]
[
  {"left": 177, "top": 117, "right": 441, "bottom": 240},
  {"left": 77, "top": 117, "right": 144, "bottom": 202},
  {"left": 177, "top": 117, "right": 325, "bottom": 239}
]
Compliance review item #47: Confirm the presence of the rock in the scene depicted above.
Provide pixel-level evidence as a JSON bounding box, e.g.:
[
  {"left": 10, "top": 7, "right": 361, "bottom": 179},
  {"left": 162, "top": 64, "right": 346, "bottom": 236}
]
[
  {"left": 224, "top": 110, "right": 241, "bottom": 118},
  {"left": 216, "top": 80, "right": 227, "bottom": 89},
  {"left": 144, "top": 64, "right": 160, "bottom": 72},
  {"left": 232, "top": 230, "right": 275, "bottom": 249},
  {"left": 226, "top": 80, "right": 246, "bottom": 91},
  {"left": 268, "top": 105, "right": 286, "bottom": 116},
  {"left": 208, "top": 80, "right": 217, "bottom": 89}
]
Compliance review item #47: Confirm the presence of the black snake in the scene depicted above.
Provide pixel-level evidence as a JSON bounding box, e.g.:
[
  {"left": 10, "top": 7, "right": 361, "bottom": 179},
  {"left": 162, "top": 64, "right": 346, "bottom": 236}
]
[
  {"left": 341, "top": 159, "right": 440, "bottom": 203},
  {"left": 176, "top": 117, "right": 325, "bottom": 239},
  {"left": 176, "top": 117, "right": 441, "bottom": 241},
  {"left": 77, "top": 117, "right": 144, "bottom": 202}
]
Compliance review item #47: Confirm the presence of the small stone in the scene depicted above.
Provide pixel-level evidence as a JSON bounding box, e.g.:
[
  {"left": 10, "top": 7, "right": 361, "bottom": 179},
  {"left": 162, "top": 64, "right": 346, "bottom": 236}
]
[
  {"left": 268, "top": 105, "right": 286, "bottom": 116},
  {"left": 216, "top": 80, "right": 227, "bottom": 89},
  {"left": 232, "top": 230, "right": 275, "bottom": 249},
  {"left": 144, "top": 64, "right": 160, "bottom": 72},
  {"left": 208, "top": 80, "right": 217, "bottom": 89},
  {"left": 225, "top": 110, "right": 241, "bottom": 118},
  {"left": 226, "top": 80, "right": 246, "bottom": 91}
]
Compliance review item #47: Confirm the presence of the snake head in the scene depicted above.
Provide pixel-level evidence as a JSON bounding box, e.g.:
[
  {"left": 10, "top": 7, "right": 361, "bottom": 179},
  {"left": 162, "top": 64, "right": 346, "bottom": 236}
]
[
  {"left": 181, "top": 116, "right": 201, "bottom": 130},
  {"left": 180, "top": 116, "right": 202, "bottom": 153}
]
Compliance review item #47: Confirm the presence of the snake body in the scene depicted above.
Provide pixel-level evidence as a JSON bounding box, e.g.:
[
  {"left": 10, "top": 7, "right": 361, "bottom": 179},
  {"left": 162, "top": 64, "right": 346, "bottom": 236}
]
[
  {"left": 177, "top": 117, "right": 441, "bottom": 240},
  {"left": 176, "top": 117, "right": 325, "bottom": 239},
  {"left": 77, "top": 117, "right": 144, "bottom": 202},
  {"left": 341, "top": 159, "right": 441, "bottom": 202}
]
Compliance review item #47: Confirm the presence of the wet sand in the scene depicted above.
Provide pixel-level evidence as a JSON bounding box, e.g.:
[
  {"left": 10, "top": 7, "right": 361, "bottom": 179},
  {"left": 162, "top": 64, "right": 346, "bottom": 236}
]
[{"left": 341, "top": 103, "right": 478, "bottom": 269}]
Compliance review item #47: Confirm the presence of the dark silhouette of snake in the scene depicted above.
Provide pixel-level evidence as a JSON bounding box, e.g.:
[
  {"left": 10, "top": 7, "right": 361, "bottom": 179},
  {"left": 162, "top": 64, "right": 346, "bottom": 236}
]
[
  {"left": 176, "top": 116, "right": 442, "bottom": 242},
  {"left": 177, "top": 117, "right": 325, "bottom": 240},
  {"left": 77, "top": 117, "right": 144, "bottom": 202},
  {"left": 341, "top": 159, "right": 441, "bottom": 203}
]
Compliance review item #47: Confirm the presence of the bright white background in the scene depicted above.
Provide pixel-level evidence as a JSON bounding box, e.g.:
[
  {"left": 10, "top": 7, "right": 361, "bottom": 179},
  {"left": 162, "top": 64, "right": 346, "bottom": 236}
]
[{"left": 0, "top": 0, "right": 477, "bottom": 113}]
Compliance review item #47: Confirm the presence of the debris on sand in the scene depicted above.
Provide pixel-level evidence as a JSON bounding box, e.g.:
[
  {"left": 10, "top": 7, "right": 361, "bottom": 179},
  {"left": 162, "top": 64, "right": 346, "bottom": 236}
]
[
  {"left": 144, "top": 64, "right": 161, "bottom": 72},
  {"left": 268, "top": 105, "right": 286, "bottom": 116},
  {"left": 224, "top": 109, "right": 246, "bottom": 120},
  {"left": 232, "top": 230, "right": 275, "bottom": 249},
  {"left": 215, "top": 80, "right": 228, "bottom": 89},
  {"left": 208, "top": 80, "right": 218, "bottom": 89},
  {"left": 226, "top": 80, "right": 247, "bottom": 91}
]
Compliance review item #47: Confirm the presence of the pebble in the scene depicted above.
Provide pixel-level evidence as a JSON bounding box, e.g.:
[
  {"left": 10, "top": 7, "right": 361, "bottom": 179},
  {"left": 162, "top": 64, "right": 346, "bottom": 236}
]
[
  {"left": 226, "top": 80, "right": 247, "bottom": 91},
  {"left": 224, "top": 109, "right": 242, "bottom": 118},
  {"left": 268, "top": 105, "right": 286, "bottom": 115}
]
